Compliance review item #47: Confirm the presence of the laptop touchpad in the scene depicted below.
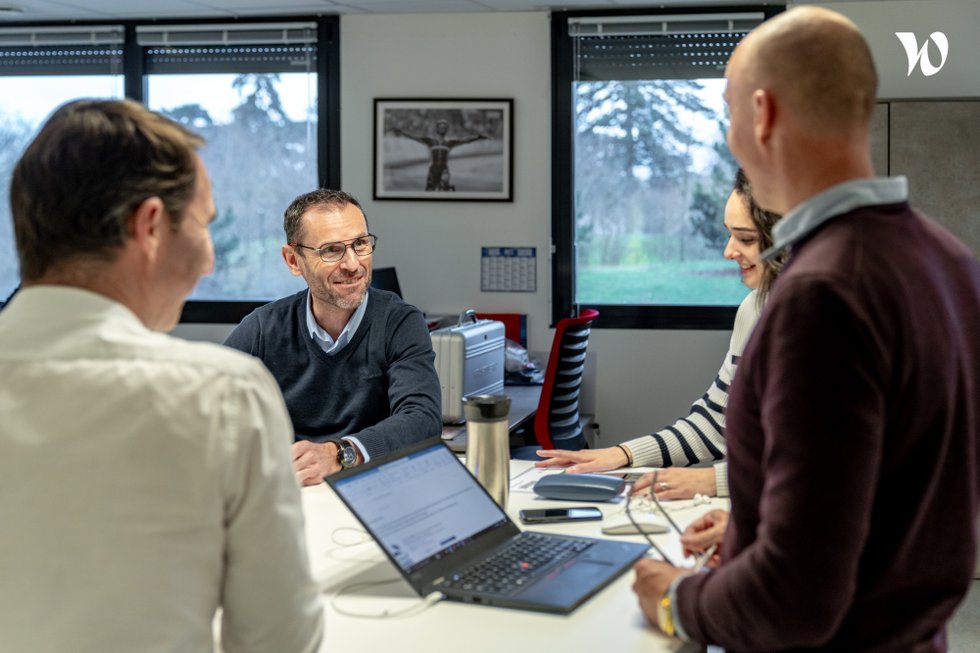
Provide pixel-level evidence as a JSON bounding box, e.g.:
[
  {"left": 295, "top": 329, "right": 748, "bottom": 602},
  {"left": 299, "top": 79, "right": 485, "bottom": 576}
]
[{"left": 519, "top": 559, "right": 614, "bottom": 605}]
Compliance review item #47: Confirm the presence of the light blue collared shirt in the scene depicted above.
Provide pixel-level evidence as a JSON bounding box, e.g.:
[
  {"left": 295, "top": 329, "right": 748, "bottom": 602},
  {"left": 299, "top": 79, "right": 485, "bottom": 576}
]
[
  {"left": 760, "top": 176, "right": 909, "bottom": 262},
  {"left": 304, "top": 290, "right": 371, "bottom": 462},
  {"left": 305, "top": 290, "right": 369, "bottom": 356}
]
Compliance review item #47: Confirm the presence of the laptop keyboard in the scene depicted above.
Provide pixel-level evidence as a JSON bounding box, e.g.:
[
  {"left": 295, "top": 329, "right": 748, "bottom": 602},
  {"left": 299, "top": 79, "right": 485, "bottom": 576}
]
[{"left": 442, "top": 533, "right": 594, "bottom": 595}]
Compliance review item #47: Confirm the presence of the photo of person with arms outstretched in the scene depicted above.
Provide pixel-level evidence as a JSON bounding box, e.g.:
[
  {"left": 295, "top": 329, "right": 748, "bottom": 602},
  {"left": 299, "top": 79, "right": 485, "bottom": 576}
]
[
  {"left": 392, "top": 118, "right": 487, "bottom": 191},
  {"left": 376, "top": 100, "right": 511, "bottom": 200}
]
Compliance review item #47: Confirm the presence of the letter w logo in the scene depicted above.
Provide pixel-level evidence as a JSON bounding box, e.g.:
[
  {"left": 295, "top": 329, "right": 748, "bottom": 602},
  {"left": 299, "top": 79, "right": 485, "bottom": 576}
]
[{"left": 895, "top": 31, "right": 949, "bottom": 77}]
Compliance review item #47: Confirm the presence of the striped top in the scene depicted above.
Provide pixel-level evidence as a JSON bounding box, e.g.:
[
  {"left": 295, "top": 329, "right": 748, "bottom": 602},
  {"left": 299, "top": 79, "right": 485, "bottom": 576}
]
[{"left": 623, "top": 290, "right": 762, "bottom": 497}]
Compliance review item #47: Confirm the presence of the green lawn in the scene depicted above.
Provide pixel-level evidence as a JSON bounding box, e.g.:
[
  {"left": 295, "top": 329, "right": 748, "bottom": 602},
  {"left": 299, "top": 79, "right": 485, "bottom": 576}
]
[{"left": 577, "top": 261, "right": 750, "bottom": 306}]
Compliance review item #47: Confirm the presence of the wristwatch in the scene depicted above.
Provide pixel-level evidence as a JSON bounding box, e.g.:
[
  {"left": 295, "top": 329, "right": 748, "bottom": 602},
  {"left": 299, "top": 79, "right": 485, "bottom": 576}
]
[{"left": 336, "top": 439, "right": 358, "bottom": 469}]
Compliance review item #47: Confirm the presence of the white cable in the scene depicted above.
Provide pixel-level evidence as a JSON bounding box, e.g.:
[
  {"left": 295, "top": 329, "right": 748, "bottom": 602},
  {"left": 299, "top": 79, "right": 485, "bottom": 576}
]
[
  {"left": 692, "top": 493, "right": 712, "bottom": 506},
  {"left": 321, "top": 527, "right": 380, "bottom": 564},
  {"left": 330, "top": 526, "right": 372, "bottom": 547},
  {"left": 628, "top": 493, "right": 709, "bottom": 514},
  {"left": 330, "top": 578, "right": 445, "bottom": 619},
  {"left": 321, "top": 527, "right": 444, "bottom": 617}
]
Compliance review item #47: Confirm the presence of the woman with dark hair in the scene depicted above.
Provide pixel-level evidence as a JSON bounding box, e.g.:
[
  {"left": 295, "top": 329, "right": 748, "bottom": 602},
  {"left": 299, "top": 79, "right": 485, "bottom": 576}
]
[
  {"left": 536, "top": 169, "right": 784, "bottom": 500},
  {"left": 732, "top": 168, "right": 783, "bottom": 303}
]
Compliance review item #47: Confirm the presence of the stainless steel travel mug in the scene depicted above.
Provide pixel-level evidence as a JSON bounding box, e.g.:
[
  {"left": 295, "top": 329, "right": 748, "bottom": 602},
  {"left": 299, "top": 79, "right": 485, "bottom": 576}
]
[{"left": 463, "top": 394, "right": 511, "bottom": 509}]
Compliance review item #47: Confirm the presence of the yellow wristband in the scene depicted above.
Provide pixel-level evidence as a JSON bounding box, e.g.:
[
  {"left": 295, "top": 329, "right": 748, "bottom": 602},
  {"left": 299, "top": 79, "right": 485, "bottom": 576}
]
[{"left": 658, "top": 593, "right": 676, "bottom": 637}]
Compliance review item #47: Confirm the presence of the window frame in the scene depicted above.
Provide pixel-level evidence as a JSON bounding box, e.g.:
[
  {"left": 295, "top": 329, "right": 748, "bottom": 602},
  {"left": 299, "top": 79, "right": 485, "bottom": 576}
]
[
  {"left": 550, "top": 6, "right": 781, "bottom": 330},
  {"left": 0, "top": 15, "right": 340, "bottom": 325}
]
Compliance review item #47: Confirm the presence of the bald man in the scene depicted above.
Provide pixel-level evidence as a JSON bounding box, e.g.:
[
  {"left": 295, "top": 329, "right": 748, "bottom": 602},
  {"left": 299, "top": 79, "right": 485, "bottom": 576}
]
[{"left": 633, "top": 7, "right": 980, "bottom": 651}]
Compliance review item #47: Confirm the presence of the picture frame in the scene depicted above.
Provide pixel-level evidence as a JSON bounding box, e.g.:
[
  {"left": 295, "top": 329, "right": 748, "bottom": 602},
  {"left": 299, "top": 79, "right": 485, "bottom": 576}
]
[{"left": 374, "top": 98, "right": 513, "bottom": 201}]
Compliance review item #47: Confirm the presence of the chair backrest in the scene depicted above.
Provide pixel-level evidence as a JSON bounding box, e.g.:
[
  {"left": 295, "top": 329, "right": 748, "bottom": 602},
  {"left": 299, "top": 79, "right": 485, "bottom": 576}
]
[
  {"left": 533, "top": 309, "right": 599, "bottom": 450},
  {"left": 370, "top": 267, "right": 402, "bottom": 299}
]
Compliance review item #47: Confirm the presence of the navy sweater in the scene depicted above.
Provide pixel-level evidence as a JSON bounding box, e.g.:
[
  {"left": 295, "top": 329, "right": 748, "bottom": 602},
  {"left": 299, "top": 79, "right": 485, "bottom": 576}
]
[{"left": 224, "top": 288, "right": 442, "bottom": 460}]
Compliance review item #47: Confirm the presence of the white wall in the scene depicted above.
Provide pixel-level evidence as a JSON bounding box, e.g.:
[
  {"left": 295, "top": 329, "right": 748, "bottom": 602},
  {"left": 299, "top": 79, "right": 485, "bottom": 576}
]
[
  {"left": 794, "top": 0, "right": 980, "bottom": 99},
  {"left": 338, "top": 12, "right": 730, "bottom": 442}
]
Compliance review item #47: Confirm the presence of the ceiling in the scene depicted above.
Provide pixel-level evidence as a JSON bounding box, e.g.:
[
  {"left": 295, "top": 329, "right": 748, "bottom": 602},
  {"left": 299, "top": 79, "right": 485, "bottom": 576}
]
[{"left": 0, "top": 0, "right": 786, "bottom": 22}]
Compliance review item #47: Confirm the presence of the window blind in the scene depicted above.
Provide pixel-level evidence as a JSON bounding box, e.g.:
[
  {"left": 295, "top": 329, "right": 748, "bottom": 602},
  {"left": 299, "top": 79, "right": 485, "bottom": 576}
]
[
  {"left": 569, "top": 12, "right": 765, "bottom": 81},
  {"left": 0, "top": 26, "right": 123, "bottom": 75},
  {"left": 138, "top": 23, "right": 317, "bottom": 75},
  {"left": 145, "top": 45, "right": 316, "bottom": 75}
]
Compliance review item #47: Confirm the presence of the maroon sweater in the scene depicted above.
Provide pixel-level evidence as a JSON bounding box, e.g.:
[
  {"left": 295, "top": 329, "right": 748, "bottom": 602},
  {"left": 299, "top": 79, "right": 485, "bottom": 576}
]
[{"left": 676, "top": 202, "right": 980, "bottom": 652}]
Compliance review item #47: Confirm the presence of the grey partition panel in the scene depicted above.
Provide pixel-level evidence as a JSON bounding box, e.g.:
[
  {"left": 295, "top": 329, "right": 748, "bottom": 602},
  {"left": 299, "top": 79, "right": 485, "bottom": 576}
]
[
  {"left": 870, "top": 103, "right": 889, "bottom": 177},
  {"left": 889, "top": 101, "right": 980, "bottom": 256}
]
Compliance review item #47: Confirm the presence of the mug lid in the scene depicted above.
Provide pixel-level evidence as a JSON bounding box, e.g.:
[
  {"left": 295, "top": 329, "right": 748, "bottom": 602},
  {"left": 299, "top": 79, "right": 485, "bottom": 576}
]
[{"left": 462, "top": 394, "right": 511, "bottom": 421}]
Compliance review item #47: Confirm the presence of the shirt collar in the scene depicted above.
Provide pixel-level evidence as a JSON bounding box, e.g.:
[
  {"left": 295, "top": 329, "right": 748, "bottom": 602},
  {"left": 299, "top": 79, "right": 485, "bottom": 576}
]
[
  {"left": 12, "top": 285, "right": 145, "bottom": 328},
  {"left": 761, "top": 176, "right": 908, "bottom": 262},
  {"left": 305, "top": 289, "right": 369, "bottom": 356}
]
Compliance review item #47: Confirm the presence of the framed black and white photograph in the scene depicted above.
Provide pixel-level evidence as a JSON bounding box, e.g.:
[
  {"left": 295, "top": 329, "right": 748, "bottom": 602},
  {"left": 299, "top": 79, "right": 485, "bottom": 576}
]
[{"left": 374, "top": 98, "right": 513, "bottom": 201}]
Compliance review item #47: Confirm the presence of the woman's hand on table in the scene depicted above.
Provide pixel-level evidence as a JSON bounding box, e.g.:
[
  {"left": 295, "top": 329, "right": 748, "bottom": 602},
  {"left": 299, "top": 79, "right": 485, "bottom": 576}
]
[
  {"left": 632, "top": 467, "right": 717, "bottom": 500},
  {"left": 533, "top": 446, "right": 628, "bottom": 473}
]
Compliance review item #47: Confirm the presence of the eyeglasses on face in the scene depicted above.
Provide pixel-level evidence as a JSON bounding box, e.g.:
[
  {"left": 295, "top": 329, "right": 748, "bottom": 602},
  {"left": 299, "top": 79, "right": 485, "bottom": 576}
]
[{"left": 289, "top": 234, "right": 377, "bottom": 263}]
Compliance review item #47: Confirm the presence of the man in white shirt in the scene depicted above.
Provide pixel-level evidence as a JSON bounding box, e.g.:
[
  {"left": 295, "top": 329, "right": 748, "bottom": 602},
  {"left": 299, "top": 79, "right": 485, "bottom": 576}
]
[{"left": 0, "top": 99, "right": 323, "bottom": 652}]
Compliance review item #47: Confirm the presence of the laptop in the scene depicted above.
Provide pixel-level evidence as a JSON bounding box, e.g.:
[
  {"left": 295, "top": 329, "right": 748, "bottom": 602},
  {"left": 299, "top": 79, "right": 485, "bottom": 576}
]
[{"left": 326, "top": 439, "right": 649, "bottom": 614}]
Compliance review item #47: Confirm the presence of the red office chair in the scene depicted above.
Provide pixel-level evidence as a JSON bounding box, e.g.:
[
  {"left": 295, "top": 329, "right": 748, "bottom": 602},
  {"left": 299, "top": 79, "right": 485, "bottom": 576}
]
[{"left": 513, "top": 309, "right": 598, "bottom": 458}]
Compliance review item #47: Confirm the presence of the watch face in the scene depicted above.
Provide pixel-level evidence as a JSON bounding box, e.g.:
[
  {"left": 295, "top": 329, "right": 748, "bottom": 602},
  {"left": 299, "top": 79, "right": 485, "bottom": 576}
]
[{"left": 339, "top": 443, "right": 357, "bottom": 468}]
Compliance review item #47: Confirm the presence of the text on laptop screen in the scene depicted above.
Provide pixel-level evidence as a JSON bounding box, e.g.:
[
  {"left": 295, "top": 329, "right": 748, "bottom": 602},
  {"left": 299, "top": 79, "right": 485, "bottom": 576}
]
[{"left": 331, "top": 444, "right": 509, "bottom": 572}]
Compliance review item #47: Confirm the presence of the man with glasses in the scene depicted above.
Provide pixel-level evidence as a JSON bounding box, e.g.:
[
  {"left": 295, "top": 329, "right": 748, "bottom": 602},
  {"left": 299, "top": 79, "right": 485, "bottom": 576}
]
[{"left": 224, "top": 189, "right": 441, "bottom": 485}]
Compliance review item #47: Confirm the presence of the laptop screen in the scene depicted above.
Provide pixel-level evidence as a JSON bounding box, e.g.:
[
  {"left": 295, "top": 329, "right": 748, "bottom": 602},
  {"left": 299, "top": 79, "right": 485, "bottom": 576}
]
[{"left": 331, "top": 443, "right": 510, "bottom": 573}]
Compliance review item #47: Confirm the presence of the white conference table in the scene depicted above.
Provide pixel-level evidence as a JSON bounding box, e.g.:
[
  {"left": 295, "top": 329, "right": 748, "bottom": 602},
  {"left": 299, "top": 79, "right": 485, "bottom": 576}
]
[{"left": 302, "top": 459, "right": 726, "bottom": 653}]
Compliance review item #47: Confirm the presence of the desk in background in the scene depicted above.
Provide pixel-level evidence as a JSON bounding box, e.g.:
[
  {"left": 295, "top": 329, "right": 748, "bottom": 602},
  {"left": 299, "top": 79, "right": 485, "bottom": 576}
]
[
  {"left": 303, "top": 460, "right": 715, "bottom": 653},
  {"left": 441, "top": 384, "right": 541, "bottom": 453}
]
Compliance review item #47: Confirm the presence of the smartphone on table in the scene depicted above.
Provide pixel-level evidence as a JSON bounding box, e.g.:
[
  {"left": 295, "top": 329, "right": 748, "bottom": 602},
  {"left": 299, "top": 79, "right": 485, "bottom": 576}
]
[{"left": 519, "top": 507, "right": 603, "bottom": 524}]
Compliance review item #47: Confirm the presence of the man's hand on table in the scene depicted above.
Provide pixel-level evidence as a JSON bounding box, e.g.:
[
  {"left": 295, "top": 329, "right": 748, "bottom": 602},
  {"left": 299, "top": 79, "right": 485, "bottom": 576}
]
[{"left": 291, "top": 440, "right": 362, "bottom": 486}]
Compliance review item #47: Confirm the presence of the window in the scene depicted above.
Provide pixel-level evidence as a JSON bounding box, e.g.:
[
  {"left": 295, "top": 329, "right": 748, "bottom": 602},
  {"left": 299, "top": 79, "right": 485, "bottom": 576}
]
[
  {"left": 551, "top": 7, "right": 782, "bottom": 329},
  {"left": 0, "top": 32, "right": 126, "bottom": 300},
  {"left": 142, "top": 27, "right": 320, "bottom": 304},
  {"left": 0, "top": 18, "right": 339, "bottom": 321}
]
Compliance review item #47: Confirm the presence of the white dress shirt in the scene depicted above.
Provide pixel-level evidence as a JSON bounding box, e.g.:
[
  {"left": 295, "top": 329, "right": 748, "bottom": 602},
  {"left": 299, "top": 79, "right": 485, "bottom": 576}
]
[{"left": 0, "top": 286, "right": 323, "bottom": 653}]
